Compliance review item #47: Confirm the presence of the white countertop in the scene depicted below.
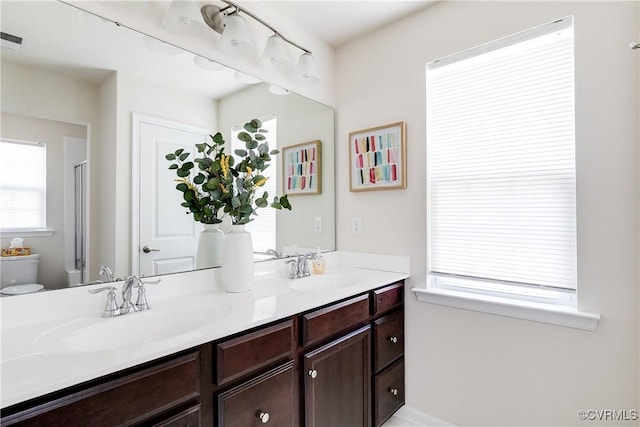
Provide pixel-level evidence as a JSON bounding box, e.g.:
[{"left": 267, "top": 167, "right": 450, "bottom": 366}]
[{"left": 0, "top": 251, "right": 409, "bottom": 409}]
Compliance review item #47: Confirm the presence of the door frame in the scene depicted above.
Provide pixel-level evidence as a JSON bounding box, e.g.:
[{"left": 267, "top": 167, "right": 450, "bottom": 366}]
[{"left": 131, "top": 113, "right": 210, "bottom": 275}]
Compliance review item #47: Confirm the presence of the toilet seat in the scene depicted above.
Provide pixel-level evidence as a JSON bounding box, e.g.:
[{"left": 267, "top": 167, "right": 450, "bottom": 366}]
[{"left": 0, "top": 284, "right": 44, "bottom": 295}]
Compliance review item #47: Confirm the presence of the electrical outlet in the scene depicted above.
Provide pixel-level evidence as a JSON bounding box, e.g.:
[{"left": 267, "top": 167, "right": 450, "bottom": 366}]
[
  {"left": 313, "top": 217, "right": 322, "bottom": 234},
  {"left": 351, "top": 217, "right": 363, "bottom": 235}
]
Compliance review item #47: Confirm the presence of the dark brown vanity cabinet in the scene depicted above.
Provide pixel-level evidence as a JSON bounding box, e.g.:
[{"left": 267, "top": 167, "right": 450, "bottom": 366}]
[
  {"left": 0, "top": 351, "right": 203, "bottom": 427},
  {"left": 1, "top": 280, "right": 405, "bottom": 427},
  {"left": 300, "top": 294, "right": 372, "bottom": 427},
  {"left": 299, "top": 282, "right": 405, "bottom": 427},
  {"left": 371, "top": 283, "right": 405, "bottom": 427},
  {"left": 303, "top": 326, "right": 371, "bottom": 427},
  {"left": 214, "top": 319, "right": 296, "bottom": 427}
]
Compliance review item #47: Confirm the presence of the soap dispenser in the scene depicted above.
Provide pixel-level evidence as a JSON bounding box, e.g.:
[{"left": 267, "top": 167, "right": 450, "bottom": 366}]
[{"left": 312, "top": 247, "right": 326, "bottom": 274}]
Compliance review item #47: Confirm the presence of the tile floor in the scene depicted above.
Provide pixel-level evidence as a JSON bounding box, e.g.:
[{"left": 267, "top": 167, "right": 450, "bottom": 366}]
[{"left": 382, "top": 414, "right": 424, "bottom": 426}]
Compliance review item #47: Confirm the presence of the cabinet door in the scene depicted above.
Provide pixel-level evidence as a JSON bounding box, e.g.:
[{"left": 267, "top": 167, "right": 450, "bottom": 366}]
[
  {"left": 303, "top": 326, "right": 371, "bottom": 427},
  {"left": 217, "top": 361, "right": 296, "bottom": 427}
]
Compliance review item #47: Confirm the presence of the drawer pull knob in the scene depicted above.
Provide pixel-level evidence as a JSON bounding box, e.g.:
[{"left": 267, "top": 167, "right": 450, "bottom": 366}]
[
  {"left": 258, "top": 411, "right": 270, "bottom": 423},
  {"left": 388, "top": 336, "right": 398, "bottom": 344},
  {"left": 389, "top": 387, "right": 399, "bottom": 396},
  {"left": 308, "top": 369, "right": 318, "bottom": 379}
]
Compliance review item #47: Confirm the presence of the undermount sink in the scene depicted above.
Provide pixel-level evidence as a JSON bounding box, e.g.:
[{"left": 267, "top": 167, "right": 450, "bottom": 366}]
[
  {"left": 288, "top": 272, "right": 368, "bottom": 292},
  {"left": 33, "top": 298, "right": 231, "bottom": 353}
]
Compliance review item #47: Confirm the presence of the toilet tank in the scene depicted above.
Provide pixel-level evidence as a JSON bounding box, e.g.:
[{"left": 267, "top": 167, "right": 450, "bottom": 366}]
[{"left": 0, "top": 254, "right": 40, "bottom": 287}]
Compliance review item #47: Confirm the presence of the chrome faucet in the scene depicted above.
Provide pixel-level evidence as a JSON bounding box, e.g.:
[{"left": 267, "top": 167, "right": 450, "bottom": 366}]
[
  {"left": 286, "top": 253, "right": 313, "bottom": 279},
  {"left": 296, "top": 254, "right": 311, "bottom": 278},
  {"left": 98, "top": 265, "right": 116, "bottom": 282},
  {"left": 89, "top": 276, "right": 160, "bottom": 317},
  {"left": 120, "top": 276, "right": 141, "bottom": 314},
  {"left": 265, "top": 248, "right": 282, "bottom": 258},
  {"left": 254, "top": 248, "right": 283, "bottom": 260}
]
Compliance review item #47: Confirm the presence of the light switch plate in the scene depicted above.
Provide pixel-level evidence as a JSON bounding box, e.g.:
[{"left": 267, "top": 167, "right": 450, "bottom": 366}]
[{"left": 351, "top": 217, "right": 363, "bottom": 235}]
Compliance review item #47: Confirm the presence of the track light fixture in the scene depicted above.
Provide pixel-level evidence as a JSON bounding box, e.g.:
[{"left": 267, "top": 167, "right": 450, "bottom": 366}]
[
  {"left": 162, "top": 1, "right": 207, "bottom": 36},
  {"left": 200, "top": 0, "right": 319, "bottom": 84}
]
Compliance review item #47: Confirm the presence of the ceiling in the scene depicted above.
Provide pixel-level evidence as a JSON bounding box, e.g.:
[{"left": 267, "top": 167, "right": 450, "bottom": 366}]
[
  {"left": 263, "top": 1, "right": 436, "bottom": 47},
  {"left": 0, "top": 1, "right": 436, "bottom": 101}
]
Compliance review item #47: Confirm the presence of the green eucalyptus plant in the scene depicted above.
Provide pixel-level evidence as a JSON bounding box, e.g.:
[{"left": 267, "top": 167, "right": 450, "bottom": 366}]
[{"left": 166, "top": 118, "right": 291, "bottom": 226}]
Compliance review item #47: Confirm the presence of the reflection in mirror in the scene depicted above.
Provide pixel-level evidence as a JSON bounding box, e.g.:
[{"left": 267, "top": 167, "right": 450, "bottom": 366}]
[{"left": 0, "top": 1, "right": 335, "bottom": 291}]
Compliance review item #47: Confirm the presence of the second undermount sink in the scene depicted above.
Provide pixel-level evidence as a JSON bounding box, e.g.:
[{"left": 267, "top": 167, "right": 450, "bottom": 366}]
[
  {"left": 288, "top": 271, "right": 369, "bottom": 292},
  {"left": 32, "top": 297, "right": 231, "bottom": 353}
]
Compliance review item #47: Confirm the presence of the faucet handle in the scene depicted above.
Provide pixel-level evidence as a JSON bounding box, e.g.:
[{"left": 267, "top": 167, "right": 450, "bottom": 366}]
[
  {"left": 88, "top": 286, "right": 121, "bottom": 317},
  {"left": 135, "top": 278, "right": 161, "bottom": 311},
  {"left": 88, "top": 286, "right": 116, "bottom": 294},
  {"left": 135, "top": 284, "right": 150, "bottom": 311},
  {"left": 285, "top": 258, "right": 298, "bottom": 279},
  {"left": 297, "top": 253, "right": 312, "bottom": 278}
]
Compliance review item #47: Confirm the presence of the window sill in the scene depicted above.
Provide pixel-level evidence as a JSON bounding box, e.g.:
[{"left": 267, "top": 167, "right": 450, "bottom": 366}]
[
  {"left": 0, "top": 229, "right": 55, "bottom": 238},
  {"left": 411, "top": 287, "right": 600, "bottom": 331}
]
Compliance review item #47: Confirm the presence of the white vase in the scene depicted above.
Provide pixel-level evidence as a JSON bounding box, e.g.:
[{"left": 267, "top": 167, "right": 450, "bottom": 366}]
[
  {"left": 220, "top": 224, "right": 254, "bottom": 293},
  {"left": 196, "top": 224, "right": 225, "bottom": 269}
]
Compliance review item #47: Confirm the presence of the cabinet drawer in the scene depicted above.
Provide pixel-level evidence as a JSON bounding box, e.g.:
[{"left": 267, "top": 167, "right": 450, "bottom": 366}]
[
  {"left": 373, "top": 309, "right": 404, "bottom": 373},
  {"left": 217, "top": 361, "right": 295, "bottom": 427},
  {"left": 216, "top": 319, "right": 294, "bottom": 386},
  {"left": 374, "top": 358, "right": 405, "bottom": 427},
  {"left": 301, "top": 294, "right": 369, "bottom": 347},
  {"left": 2, "top": 352, "right": 200, "bottom": 427},
  {"left": 371, "top": 282, "right": 404, "bottom": 317}
]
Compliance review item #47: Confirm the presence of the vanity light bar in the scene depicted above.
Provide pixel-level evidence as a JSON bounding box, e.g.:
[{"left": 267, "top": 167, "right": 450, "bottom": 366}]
[
  {"left": 201, "top": 0, "right": 313, "bottom": 55},
  {"left": 200, "top": 0, "right": 320, "bottom": 83}
]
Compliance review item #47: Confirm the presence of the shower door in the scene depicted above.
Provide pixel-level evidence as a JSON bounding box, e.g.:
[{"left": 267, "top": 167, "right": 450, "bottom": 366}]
[{"left": 74, "top": 161, "right": 87, "bottom": 283}]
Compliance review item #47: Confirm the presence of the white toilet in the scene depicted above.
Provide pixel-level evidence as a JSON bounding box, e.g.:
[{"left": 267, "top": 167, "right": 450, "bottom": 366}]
[{"left": 0, "top": 254, "right": 45, "bottom": 295}]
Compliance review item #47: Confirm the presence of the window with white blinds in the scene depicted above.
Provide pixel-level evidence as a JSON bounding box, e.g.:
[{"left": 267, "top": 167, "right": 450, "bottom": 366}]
[
  {"left": 0, "top": 139, "right": 47, "bottom": 230},
  {"left": 232, "top": 114, "right": 277, "bottom": 253},
  {"left": 426, "top": 17, "right": 577, "bottom": 296}
]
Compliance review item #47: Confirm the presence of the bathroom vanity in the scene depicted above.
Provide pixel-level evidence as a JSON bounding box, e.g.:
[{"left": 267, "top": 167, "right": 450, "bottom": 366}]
[{"left": 0, "top": 252, "right": 409, "bottom": 427}]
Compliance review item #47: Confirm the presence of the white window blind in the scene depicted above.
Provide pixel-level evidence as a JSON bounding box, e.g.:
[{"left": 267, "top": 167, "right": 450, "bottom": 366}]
[
  {"left": 0, "top": 139, "right": 47, "bottom": 230},
  {"left": 427, "top": 17, "right": 577, "bottom": 292},
  {"left": 232, "top": 114, "right": 277, "bottom": 253}
]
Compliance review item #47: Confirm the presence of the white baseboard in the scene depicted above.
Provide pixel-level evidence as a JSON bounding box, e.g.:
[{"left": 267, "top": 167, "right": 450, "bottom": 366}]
[{"left": 392, "top": 405, "right": 454, "bottom": 426}]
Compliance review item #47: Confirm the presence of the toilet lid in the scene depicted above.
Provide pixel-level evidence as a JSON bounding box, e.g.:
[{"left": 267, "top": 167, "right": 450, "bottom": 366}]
[{"left": 1, "top": 284, "right": 44, "bottom": 295}]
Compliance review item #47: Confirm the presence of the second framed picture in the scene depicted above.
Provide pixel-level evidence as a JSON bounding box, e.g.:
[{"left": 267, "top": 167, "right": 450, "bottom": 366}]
[
  {"left": 349, "top": 121, "right": 406, "bottom": 191},
  {"left": 282, "top": 140, "right": 322, "bottom": 196}
]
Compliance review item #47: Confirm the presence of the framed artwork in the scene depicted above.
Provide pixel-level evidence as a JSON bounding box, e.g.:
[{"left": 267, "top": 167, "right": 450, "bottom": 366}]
[
  {"left": 283, "top": 140, "right": 322, "bottom": 196},
  {"left": 349, "top": 121, "right": 406, "bottom": 191}
]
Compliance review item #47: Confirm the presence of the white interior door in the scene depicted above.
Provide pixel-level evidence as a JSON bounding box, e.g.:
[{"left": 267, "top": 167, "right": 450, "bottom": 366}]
[{"left": 133, "top": 114, "right": 209, "bottom": 277}]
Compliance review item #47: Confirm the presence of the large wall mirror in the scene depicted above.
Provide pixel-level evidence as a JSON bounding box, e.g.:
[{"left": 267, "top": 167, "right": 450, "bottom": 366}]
[{"left": 0, "top": 1, "right": 335, "bottom": 291}]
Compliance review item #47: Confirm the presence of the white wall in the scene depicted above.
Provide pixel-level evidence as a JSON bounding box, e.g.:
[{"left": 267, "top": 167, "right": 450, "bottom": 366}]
[
  {"left": 1, "top": 113, "right": 87, "bottom": 290},
  {"left": 218, "top": 83, "right": 335, "bottom": 253},
  {"left": 335, "top": 1, "right": 639, "bottom": 425},
  {"left": 1, "top": 61, "right": 98, "bottom": 289}
]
